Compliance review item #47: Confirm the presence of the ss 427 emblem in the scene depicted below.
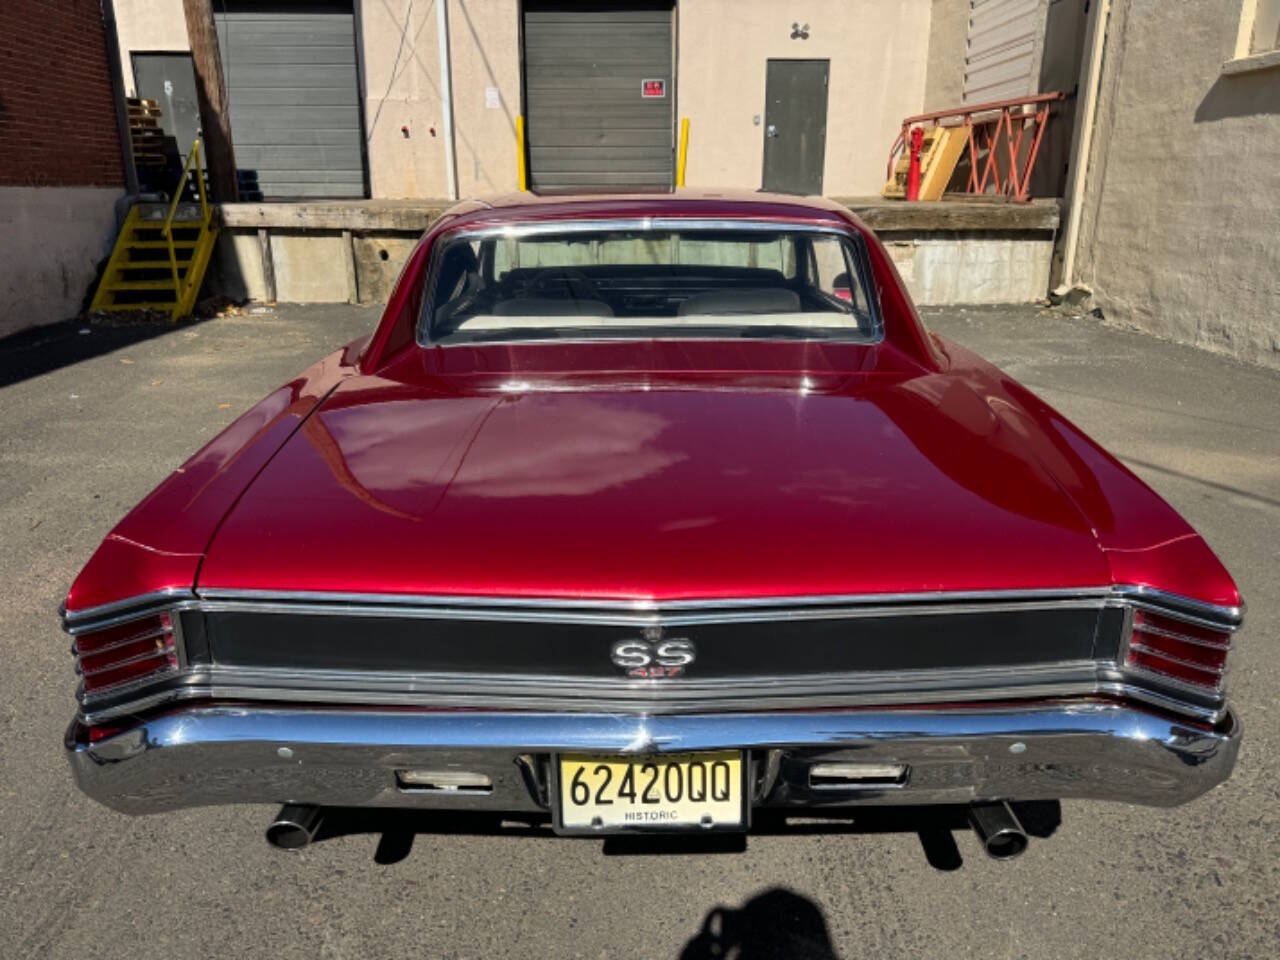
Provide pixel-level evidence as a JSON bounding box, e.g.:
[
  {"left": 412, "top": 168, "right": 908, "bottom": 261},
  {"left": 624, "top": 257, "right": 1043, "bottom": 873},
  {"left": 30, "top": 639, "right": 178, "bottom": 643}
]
[{"left": 610, "top": 632, "right": 696, "bottom": 678}]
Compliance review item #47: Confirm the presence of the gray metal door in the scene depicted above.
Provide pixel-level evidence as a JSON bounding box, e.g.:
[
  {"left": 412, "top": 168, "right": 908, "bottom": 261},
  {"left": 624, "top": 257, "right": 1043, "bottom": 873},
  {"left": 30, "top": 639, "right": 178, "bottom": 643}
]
[
  {"left": 131, "top": 53, "right": 200, "bottom": 162},
  {"left": 762, "top": 59, "right": 828, "bottom": 196},
  {"left": 215, "top": 0, "right": 366, "bottom": 198},
  {"left": 522, "top": 0, "right": 674, "bottom": 192}
]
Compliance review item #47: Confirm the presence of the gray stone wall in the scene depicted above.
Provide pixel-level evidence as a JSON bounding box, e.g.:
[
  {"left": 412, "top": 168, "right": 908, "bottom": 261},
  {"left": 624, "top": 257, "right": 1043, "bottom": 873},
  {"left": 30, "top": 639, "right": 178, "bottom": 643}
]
[{"left": 1076, "top": 0, "right": 1280, "bottom": 369}]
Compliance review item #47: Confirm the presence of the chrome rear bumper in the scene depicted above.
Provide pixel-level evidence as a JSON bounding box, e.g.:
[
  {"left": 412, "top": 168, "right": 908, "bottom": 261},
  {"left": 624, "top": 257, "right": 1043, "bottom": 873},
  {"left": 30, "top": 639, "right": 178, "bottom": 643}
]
[{"left": 66, "top": 701, "right": 1240, "bottom": 816}]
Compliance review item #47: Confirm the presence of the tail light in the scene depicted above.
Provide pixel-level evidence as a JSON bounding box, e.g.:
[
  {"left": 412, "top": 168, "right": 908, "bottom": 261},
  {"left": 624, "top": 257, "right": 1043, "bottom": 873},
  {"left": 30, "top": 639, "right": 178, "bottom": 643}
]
[
  {"left": 1124, "top": 608, "right": 1232, "bottom": 692},
  {"left": 72, "top": 612, "right": 179, "bottom": 696}
]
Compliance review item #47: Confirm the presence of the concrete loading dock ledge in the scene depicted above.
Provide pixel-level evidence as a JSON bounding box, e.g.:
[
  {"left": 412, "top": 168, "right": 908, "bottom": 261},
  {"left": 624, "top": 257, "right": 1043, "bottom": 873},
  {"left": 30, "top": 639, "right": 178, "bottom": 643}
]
[{"left": 212, "top": 197, "right": 1062, "bottom": 308}]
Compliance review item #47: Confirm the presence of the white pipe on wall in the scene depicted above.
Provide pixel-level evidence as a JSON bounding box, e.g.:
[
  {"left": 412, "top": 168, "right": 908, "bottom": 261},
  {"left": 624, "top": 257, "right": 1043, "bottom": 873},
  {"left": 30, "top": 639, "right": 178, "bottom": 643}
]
[
  {"left": 437, "top": 0, "right": 459, "bottom": 201},
  {"left": 1057, "top": 0, "right": 1112, "bottom": 291}
]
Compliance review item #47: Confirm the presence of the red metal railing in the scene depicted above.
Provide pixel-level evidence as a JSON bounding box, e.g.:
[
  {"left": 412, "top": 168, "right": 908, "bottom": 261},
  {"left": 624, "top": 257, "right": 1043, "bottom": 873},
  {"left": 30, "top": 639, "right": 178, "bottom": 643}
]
[{"left": 886, "top": 92, "right": 1064, "bottom": 202}]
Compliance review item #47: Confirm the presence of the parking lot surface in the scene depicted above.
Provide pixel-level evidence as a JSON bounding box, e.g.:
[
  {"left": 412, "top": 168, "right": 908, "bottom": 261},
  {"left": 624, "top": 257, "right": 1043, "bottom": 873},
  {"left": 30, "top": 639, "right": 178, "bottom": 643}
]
[{"left": 2, "top": 303, "right": 1277, "bottom": 959}]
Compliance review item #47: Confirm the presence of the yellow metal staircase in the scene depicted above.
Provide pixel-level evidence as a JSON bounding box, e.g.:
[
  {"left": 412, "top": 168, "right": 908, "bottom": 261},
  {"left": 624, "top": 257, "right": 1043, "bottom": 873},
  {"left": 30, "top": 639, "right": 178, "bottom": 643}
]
[{"left": 92, "top": 138, "right": 218, "bottom": 320}]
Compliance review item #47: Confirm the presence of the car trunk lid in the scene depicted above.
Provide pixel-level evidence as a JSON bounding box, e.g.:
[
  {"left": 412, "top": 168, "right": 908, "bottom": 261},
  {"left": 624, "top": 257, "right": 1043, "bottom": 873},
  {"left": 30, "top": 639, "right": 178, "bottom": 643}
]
[{"left": 196, "top": 362, "right": 1110, "bottom": 600}]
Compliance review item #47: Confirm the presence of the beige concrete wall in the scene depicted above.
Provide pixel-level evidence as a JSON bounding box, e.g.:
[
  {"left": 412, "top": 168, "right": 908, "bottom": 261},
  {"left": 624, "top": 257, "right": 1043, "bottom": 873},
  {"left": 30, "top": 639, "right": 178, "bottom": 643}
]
[
  {"left": 361, "top": 0, "right": 522, "bottom": 198},
  {"left": 112, "top": 0, "right": 189, "bottom": 93},
  {"left": 359, "top": 0, "right": 447, "bottom": 198},
  {"left": 1075, "top": 0, "right": 1280, "bottom": 370},
  {"left": 923, "top": 0, "right": 968, "bottom": 111},
  {"left": 0, "top": 187, "right": 123, "bottom": 335},
  {"left": 449, "top": 0, "right": 523, "bottom": 195},
  {"left": 679, "top": 0, "right": 931, "bottom": 196}
]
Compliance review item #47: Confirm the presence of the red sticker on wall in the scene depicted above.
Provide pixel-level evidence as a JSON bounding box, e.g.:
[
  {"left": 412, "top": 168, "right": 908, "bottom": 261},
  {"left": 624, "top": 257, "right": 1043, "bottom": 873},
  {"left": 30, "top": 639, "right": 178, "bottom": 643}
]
[{"left": 641, "top": 79, "right": 666, "bottom": 98}]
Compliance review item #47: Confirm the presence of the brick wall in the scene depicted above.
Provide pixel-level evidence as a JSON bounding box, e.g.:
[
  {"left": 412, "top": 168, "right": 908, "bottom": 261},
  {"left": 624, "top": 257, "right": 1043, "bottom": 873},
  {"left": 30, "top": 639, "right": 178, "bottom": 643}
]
[{"left": 0, "top": 0, "right": 125, "bottom": 187}]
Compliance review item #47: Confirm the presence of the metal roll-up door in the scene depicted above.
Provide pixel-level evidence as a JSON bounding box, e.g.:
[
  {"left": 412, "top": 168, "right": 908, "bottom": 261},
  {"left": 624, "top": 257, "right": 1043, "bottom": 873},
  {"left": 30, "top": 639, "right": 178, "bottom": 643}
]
[
  {"left": 963, "top": 0, "right": 1043, "bottom": 104},
  {"left": 522, "top": 0, "right": 674, "bottom": 192},
  {"left": 215, "top": 0, "right": 366, "bottom": 198}
]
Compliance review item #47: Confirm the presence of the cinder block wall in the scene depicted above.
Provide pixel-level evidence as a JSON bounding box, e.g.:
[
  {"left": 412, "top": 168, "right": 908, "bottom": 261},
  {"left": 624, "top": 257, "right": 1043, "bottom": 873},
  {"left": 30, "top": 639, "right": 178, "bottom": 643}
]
[{"left": 0, "top": 0, "right": 126, "bottom": 336}]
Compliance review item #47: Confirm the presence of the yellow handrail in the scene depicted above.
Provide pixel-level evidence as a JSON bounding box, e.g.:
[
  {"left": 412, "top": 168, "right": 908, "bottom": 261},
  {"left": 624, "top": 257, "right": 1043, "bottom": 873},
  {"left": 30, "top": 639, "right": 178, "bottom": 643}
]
[
  {"left": 162, "top": 138, "right": 210, "bottom": 298},
  {"left": 516, "top": 115, "right": 528, "bottom": 191},
  {"left": 677, "top": 117, "right": 690, "bottom": 187}
]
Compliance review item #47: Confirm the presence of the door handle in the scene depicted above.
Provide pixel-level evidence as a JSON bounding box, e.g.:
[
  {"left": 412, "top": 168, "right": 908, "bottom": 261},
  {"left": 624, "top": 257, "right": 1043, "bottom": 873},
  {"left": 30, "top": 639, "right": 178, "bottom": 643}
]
[{"left": 766, "top": 124, "right": 778, "bottom": 138}]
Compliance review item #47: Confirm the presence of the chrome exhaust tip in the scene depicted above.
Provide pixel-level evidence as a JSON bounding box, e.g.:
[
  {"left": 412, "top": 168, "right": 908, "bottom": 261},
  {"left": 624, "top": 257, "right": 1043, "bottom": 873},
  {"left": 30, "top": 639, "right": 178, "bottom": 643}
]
[
  {"left": 266, "top": 804, "right": 323, "bottom": 850},
  {"left": 968, "top": 800, "right": 1028, "bottom": 860}
]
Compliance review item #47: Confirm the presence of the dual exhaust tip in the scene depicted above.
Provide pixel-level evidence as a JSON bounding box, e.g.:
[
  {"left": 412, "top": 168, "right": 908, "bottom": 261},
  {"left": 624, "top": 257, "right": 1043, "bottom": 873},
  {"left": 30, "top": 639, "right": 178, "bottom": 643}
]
[
  {"left": 266, "top": 804, "right": 323, "bottom": 850},
  {"left": 266, "top": 799, "right": 1030, "bottom": 859},
  {"left": 968, "top": 800, "right": 1029, "bottom": 860}
]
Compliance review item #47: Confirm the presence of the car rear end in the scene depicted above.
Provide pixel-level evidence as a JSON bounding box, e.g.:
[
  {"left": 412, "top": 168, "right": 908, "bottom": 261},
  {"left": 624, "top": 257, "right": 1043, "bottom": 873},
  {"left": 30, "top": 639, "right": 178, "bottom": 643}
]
[
  {"left": 60, "top": 195, "right": 1244, "bottom": 854},
  {"left": 64, "top": 585, "right": 1241, "bottom": 854}
]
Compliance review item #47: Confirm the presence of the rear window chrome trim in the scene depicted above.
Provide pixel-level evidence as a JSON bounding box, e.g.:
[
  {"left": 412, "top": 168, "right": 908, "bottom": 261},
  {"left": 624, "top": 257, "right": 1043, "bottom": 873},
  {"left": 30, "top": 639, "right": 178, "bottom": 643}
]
[
  {"left": 415, "top": 218, "right": 883, "bottom": 348},
  {"left": 433, "top": 216, "right": 856, "bottom": 241}
]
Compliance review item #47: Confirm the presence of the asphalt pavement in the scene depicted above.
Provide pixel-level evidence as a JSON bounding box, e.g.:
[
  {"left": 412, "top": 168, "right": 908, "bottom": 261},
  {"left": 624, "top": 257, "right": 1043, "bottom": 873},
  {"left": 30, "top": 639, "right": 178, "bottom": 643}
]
[{"left": 2, "top": 302, "right": 1277, "bottom": 959}]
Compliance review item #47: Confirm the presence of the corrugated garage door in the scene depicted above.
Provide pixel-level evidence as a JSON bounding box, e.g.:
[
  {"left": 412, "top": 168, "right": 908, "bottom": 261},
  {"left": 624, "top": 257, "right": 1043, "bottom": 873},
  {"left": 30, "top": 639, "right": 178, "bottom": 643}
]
[
  {"left": 963, "top": 0, "right": 1042, "bottom": 104},
  {"left": 522, "top": 0, "right": 674, "bottom": 192},
  {"left": 215, "top": 0, "right": 365, "bottom": 198}
]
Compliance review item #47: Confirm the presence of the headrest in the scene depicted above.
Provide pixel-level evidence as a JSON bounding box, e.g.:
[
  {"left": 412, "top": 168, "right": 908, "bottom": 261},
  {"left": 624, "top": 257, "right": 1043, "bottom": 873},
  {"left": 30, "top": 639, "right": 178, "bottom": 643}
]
[
  {"left": 492, "top": 298, "right": 615, "bottom": 317},
  {"left": 677, "top": 288, "right": 801, "bottom": 315}
]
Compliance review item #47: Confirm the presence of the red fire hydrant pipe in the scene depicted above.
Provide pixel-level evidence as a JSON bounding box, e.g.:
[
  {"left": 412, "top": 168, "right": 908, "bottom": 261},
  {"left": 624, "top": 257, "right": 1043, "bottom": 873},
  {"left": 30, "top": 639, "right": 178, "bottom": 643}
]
[{"left": 906, "top": 126, "right": 924, "bottom": 202}]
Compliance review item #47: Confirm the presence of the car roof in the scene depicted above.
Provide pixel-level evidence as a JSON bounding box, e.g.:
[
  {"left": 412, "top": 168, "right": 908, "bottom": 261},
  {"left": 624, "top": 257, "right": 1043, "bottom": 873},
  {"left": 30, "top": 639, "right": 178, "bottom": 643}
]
[{"left": 438, "top": 189, "right": 859, "bottom": 231}]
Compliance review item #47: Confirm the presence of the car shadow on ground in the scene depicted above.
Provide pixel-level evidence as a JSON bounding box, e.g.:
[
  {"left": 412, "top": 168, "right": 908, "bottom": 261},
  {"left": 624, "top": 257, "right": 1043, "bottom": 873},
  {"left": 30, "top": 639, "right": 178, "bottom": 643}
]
[{"left": 306, "top": 801, "right": 1061, "bottom": 872}]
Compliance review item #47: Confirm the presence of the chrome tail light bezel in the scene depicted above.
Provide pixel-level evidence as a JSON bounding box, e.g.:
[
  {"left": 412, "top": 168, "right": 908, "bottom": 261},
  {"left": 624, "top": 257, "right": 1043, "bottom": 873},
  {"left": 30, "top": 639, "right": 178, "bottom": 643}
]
[
  {"left": 65, "top": 605, "right": 187, "bottom": 705},
  {"left": 1117, "top": 599, "right": 1240, "bottom": 699}
]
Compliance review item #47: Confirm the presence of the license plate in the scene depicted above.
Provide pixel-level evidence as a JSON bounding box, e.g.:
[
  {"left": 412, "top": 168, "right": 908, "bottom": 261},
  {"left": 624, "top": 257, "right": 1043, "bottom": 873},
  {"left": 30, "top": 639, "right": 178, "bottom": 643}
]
[{"left": 555, "top": 751, "right": 746, "bottom": 833}]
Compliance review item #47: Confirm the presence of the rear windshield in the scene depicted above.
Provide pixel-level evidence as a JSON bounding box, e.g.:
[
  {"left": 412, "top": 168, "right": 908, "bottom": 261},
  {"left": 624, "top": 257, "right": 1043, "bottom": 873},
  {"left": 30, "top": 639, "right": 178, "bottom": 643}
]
[{"left": 419, "top": 224, "right": 879, "bottom": 344}]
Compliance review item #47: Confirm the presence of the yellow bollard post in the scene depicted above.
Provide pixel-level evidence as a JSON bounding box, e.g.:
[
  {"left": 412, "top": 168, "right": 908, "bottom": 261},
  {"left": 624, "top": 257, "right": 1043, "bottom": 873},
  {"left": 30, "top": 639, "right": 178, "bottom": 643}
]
[
  {"left": 677, "top": 117, "right": 690, "bottom": 188},
  {"left": 516, "top": 115, "right": 528, "bottom": 191}
]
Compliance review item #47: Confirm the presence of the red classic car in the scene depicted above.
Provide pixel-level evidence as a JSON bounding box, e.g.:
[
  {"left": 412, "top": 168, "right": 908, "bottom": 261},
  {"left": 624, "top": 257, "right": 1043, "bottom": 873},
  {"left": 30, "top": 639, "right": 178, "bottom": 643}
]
[{"left": 63, "top": 191, "right": 1241, "bottom": 858}]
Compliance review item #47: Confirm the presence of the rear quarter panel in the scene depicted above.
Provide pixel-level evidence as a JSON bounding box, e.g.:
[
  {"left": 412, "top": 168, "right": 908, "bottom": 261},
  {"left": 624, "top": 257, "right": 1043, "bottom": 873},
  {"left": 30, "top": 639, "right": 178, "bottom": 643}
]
[
  {"left": 933, "top": 335, "right": 1240, "bottom": 608},
  {"left": 63, "top": 342, "right": 361, "bottom": 614}
]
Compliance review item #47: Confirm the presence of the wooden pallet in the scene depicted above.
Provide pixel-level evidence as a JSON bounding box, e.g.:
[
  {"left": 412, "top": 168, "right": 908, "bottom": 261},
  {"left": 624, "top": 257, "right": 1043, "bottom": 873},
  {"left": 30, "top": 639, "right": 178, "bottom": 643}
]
[{"left": 128, "top": 98, "right": 169, "bottom": 167}]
